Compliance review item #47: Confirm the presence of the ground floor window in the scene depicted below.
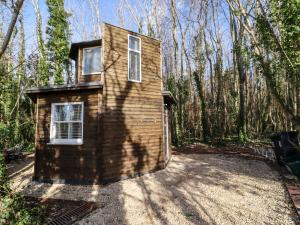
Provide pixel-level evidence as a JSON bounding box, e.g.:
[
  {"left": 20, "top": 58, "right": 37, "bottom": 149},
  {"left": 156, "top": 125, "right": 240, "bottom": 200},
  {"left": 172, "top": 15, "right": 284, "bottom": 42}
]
[{"left": 50, "top": 102, "right": 84, "bottom": 145}]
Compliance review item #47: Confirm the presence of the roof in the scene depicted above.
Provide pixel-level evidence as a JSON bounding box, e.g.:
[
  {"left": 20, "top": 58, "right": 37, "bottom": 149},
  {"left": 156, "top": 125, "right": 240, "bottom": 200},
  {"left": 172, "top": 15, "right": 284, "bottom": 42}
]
[
  {"left": 162, "top": 91, "right": 176, "bottom": 106},
  {"left": 69, "top": 39, "right": 102, "bottom": 60},
  {"left": 26, "top": 81, "right": 103, "bottom": 102}
]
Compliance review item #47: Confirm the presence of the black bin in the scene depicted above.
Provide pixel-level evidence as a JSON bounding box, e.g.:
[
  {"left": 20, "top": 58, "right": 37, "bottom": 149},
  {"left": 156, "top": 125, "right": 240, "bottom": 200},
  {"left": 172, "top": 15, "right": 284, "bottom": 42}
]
[{"left": 270, "top": 131, "right": 299, "bottom": 164}]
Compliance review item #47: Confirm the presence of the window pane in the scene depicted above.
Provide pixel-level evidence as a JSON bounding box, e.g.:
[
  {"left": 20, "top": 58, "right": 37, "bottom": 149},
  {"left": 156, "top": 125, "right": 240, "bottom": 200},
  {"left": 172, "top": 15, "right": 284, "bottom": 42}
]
[
  {"left": 54, "top": 105, "right": 68, "bottom": 121},
  {"left": 69, "top": 104, "right": 82, "bottom": 121},
  {"left": 83, "top": 47, "right": 101, "bottom": 75},
  {"left": 129, "top": 36, "right": 140, "bottom": 51},
  {"left": 129, "top": 51, "right": 140, "bottom": 81},
  {"left": 70, "top": 122, "right": 82, "bottom": 138},
  {"left": 51, "top": 103, "right": 84, "bottom": 142},
  {"left": 55, "top": 122, "right": 69, "bottom": 139}
]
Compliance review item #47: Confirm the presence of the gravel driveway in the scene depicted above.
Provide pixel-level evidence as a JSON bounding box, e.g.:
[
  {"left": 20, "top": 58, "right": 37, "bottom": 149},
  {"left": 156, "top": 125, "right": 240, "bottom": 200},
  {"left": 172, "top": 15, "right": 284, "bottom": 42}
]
[{"left": 9, "top": 153, "right": 296, "bottom": 225}]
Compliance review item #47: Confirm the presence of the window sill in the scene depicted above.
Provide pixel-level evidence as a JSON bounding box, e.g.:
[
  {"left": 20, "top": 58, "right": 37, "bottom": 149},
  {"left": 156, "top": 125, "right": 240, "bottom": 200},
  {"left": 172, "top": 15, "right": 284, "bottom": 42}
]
[
  {"left": 128, "top": 79, "right": 142, "bottom": 83},
  {"left": 47, "top": 140, "right": 83, "bottom": 145},
  {"left": 82, "top": 71, "right": 103, "bottom": 76}
]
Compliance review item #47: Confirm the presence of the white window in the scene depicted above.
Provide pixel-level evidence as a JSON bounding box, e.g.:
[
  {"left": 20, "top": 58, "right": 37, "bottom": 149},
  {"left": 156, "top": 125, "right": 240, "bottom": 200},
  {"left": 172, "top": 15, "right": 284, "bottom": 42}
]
[
  {"left": 50, "top": 102, "right": 84, "bottom": 145},
  {"left": 82, "top": 47, "right": 101, "bottom": 75},
  {"left": 128, "top": 35, "right": 141, "bottom": 82}
]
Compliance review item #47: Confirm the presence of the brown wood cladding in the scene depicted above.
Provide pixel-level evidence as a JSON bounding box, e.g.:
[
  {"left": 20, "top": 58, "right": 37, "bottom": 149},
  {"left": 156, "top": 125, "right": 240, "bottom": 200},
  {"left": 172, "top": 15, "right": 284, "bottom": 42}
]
[
  {"left": 101, "top": 23, "right": 164, "bottom": 182},
  {"left": 34, "top": 89, "right": 101, "bottom": 182},
  {"left": 34, "top": 24, "right": 165, "bottom": 184}
]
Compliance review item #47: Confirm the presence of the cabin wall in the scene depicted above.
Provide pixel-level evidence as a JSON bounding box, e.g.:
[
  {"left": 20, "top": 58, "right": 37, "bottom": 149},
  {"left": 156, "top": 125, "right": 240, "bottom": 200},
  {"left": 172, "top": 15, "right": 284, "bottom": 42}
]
[
  {"left": 34, "top": 89, "right": 101, "bottom": 183},
  {"left": 101, "top": 23, "right": 164, "bottom": 181}
]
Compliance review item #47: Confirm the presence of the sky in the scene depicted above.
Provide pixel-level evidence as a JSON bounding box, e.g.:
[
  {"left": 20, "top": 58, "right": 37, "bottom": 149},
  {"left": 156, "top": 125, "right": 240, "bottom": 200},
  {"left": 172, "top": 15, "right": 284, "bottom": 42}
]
[
  {"left": 21, "top": 0, "right": 136, "bottom": 55},
  {"left": 7, "top": 0, "right": 233, "bottom": 73}
]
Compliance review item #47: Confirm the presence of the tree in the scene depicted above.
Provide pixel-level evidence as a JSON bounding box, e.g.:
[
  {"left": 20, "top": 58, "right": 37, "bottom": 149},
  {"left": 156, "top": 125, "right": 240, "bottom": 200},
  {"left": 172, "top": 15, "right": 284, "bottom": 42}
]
[
  {"left": 32, "top": 0, "right": 49, "bottom": 86},
  {"left": 227, "top": 0, "right": 300, "bottom": 130},
  {"left": 46, "top": 0, "right": 71, "bottom": 85},
  {"left": 230, "top": 9, "right": 247, "bottom": 141},
  {"left": 0, "top": 0, "right": 25, "bottom": 59}
]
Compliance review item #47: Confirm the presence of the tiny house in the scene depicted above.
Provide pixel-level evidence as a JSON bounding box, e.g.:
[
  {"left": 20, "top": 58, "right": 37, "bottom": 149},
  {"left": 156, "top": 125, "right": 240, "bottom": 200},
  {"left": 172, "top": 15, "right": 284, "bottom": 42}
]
[{"left": 26, "top": 23, "right": 175, "bottom": 184}]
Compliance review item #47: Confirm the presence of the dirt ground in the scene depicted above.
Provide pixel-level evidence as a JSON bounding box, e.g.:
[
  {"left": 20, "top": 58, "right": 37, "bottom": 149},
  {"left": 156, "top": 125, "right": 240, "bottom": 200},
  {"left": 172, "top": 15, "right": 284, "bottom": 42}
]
[{"left": 8, "top": 152, "right": 297, "bottom": 225}]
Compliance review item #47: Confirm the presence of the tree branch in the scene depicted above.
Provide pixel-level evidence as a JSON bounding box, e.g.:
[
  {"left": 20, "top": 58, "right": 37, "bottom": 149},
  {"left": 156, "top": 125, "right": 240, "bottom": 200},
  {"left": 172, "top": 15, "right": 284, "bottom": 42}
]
[{"left": 0, "top": 0, "right": 25, "bottom": 59}]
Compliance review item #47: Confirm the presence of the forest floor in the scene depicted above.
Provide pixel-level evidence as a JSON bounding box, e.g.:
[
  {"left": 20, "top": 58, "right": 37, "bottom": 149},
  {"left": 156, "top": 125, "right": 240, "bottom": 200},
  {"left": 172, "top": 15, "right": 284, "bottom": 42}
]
[{"left": 7, "top": 145, "right": 298, "bottom": 225}]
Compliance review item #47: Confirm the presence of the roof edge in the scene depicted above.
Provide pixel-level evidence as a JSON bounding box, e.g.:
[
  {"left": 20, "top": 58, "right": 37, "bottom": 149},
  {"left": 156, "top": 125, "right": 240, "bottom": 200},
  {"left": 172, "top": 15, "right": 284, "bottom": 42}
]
[
  {"left": 162, "top": 90, "right": 176, "bottom": 105},
  {"left": 103, "top": 22, "right": 161, "bottom": 43},
  {"left": 26, "top": 82, "right": 103, "bottom": 102},
  {"left": 69, "top": 39, "right": 102, "bottom": 60}
]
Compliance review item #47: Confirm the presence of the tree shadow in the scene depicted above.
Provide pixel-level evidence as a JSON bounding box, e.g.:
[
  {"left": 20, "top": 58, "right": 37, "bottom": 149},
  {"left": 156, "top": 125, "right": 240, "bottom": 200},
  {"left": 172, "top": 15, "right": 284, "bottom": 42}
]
[{"left": 9, "top": 148, "right": 296, "bottom": 224}]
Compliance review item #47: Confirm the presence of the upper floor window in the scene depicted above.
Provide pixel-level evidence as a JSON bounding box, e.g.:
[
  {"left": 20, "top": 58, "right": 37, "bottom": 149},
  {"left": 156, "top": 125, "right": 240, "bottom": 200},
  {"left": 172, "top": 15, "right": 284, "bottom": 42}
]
[
  {"left": 82, "top": 47, "right": 101, "bottom": 75},
  {"left": 50, "top": 102, "right": 84, "bottom": 145},
  {"left": 128, "top": 35, "right": 141, "bottom": 82}
]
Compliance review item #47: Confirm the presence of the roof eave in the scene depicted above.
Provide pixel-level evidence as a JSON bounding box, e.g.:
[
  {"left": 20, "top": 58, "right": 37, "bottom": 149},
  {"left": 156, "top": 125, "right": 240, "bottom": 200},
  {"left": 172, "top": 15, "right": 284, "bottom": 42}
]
[
  {"left": 162, "top": 91, "right": 176, "bottom": 106},
  {"left": 69, "top": 39, "right": 102, "bottom": 60},
  {"left": 26, "top": 81, "right": 103, "bottom": 103}
]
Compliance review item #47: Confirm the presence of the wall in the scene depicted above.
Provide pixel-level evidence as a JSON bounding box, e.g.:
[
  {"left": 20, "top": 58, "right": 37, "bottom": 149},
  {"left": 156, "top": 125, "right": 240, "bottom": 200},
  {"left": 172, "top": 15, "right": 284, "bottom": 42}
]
[
  {"left": 101, "top": 23, "right": 165, "bottom": 181},
  {"left": 34, "top": 89, "right": 101, "bottom": 183}
]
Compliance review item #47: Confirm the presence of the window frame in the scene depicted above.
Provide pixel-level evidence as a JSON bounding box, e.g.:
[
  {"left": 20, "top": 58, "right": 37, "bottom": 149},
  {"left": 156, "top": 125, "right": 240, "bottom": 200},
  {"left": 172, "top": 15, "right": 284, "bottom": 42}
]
[
  {"left": 49, "top": 102, "right": 84, "bottom": 145},
  {"left": 128, "top": 34, "right": 142, "bottom": 82},
  {"left": 82, "top": 46, "right": 102, "bottom": 76}
]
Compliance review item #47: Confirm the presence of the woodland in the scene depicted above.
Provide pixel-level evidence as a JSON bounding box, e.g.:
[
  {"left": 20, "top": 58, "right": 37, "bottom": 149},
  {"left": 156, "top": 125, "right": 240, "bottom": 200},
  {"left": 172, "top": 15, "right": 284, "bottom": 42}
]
[{"left": 0, "top": 0, "right": 299, "bottom": 223}]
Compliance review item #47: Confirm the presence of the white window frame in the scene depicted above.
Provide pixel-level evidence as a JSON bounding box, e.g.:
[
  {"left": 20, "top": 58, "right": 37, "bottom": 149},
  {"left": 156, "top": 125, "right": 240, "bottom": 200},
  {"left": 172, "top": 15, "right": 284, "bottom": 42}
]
[
  {"left": 128, "top": 34, "right": 142, "bottom": 82},
  {"left": 82, "top": 46, "right": 101, "bottom": 75},
  {"left": 49, "top": 102, "right": 84, "bottom": 145}
]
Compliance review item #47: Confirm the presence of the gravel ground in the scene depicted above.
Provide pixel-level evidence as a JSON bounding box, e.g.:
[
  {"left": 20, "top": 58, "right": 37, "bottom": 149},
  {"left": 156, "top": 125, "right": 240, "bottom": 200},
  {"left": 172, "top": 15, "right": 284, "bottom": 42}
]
[{"left": 9, "top": 153, "right": 297, "bottom": 225}]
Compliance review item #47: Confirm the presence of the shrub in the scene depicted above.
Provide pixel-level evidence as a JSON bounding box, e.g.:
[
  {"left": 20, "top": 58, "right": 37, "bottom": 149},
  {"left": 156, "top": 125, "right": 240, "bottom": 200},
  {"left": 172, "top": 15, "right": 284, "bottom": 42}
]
[
  {"left": 0, "top": 194, "right": 44, "bottom": 225},
  {"left": 0, "top": 146, "right": 44, "bottom": 224}
]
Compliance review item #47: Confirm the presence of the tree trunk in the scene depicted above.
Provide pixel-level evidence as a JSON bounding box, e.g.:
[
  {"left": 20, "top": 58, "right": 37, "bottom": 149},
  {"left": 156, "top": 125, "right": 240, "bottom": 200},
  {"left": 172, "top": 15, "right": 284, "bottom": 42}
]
[
  {"left": 0, "top": 0, "right": 25, "bottom": 59},
  {"left": 194, "top": 71, "right": 209, "bottom": 142}
]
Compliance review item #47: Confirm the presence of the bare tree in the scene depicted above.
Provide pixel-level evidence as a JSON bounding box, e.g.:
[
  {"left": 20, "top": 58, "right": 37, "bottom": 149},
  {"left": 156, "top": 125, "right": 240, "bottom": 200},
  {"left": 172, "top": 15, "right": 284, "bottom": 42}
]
[{"left": 0, "top": 0, "right": 25, "bottom": 59}]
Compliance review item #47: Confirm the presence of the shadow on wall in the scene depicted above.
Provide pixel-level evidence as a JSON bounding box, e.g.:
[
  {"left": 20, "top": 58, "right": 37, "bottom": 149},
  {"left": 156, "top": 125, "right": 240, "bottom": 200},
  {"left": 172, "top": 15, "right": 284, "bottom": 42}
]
[
  {"left": 101, "top": 29, "right": 137, "bottom": 181},
  {"left": 35, "top": 90, "right": 102, "bottom": 183},
  {"left": 100, "top": 26, "right": 163, "bottom": 183}
]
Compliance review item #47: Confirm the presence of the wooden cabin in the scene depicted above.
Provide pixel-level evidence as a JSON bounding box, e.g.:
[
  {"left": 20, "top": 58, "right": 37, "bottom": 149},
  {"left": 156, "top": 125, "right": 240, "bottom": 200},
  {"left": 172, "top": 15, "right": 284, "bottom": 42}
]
[{"left": 26, "top": 23, "right": 175, "bottom": 184}]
